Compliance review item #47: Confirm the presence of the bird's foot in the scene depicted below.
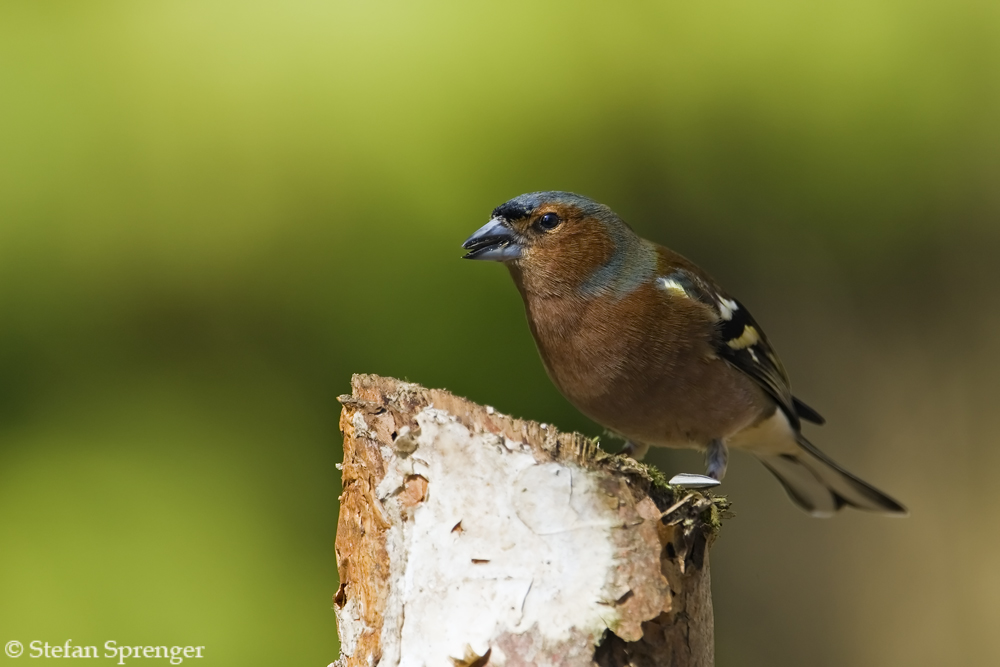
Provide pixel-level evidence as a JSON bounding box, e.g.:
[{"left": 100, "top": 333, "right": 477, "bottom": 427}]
[
  {"left": 621, "top": 440, "right": 650, "bottom": 461},
  {"left": 667, "top": 439, "right": 729, "bottom": 489},
  {"left": 705, "top": 438, "right": 728, "bottom": 481}
]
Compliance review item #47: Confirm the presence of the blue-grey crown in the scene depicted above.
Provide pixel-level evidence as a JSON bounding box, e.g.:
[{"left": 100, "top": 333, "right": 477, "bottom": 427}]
[{"left": 491, "top": 191, "right": 612, "bottom": 222}]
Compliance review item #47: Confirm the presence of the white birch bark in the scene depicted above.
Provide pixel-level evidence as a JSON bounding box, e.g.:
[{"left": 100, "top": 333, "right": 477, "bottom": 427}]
[{"left": 332, "top": 375, "right": 727, "bottom": 667}]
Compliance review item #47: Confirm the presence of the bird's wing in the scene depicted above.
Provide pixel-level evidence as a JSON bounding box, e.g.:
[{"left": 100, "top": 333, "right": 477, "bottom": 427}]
[{"left": 657, "top": 269, "right": 803, "bottom": 429}]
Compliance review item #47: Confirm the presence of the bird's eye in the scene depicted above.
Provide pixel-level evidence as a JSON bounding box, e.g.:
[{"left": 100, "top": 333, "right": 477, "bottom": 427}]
[{"left": 537, "top": 212, "right": 561, "bottom": 231}]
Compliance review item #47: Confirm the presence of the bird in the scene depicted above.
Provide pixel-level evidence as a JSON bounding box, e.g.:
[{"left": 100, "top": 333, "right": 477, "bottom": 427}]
[{"left": 461, "top": 191, "right": 906, "bottom": 517}]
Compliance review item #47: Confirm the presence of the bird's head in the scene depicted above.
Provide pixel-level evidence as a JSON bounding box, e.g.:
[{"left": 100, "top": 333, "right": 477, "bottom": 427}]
[{"left": 462, "top": 191, "right": 649, "bottom": 296}]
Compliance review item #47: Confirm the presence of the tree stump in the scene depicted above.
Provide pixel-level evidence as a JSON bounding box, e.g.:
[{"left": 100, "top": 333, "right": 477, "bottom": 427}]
[{"left": 331, "top": 375, "right": 729, "bottom": 667}]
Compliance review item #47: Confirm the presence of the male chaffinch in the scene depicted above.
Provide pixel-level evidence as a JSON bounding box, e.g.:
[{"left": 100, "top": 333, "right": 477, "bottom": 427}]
[{"left": 462, "top": 191, "right": 906, "bottom": 517}]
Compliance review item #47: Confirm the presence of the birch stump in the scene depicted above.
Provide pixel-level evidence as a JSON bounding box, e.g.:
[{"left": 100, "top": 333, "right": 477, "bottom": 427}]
[{"left": 332, "top": 375, "right": 729, "bottom": 667}]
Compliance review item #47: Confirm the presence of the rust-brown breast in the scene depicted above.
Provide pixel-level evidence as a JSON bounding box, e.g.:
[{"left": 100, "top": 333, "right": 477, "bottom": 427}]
[{"left": 511, "top": 243, "right": 772, "bottom": 449}]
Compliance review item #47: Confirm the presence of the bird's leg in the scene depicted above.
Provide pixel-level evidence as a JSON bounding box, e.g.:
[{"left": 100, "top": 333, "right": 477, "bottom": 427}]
[
  {"left": 668, "top": 439, "right": 726, "bottom": 489},
  {"left": 621, "top": 440, "right": 650, "bottom": 461},
  {"left": 705, "top": 438, "right": 729, "bottom": 480},
  {"left": 624, "top": 440, "right": 720, "bottom": 489}
]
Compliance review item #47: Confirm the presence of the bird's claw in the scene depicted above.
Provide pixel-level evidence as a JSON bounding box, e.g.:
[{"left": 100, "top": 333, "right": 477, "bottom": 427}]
[{"left": 621, "top": 440, "right": 650, "bottom": 461}]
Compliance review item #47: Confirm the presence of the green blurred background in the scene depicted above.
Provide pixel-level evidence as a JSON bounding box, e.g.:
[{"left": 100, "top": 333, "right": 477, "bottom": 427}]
[{"left": 1, "top": 0, "right": 998, "bottom": 665}]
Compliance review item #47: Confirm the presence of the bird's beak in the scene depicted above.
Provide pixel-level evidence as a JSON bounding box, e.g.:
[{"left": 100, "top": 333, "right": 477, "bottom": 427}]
[{"left": 461, "top": 218, "right": 523, "bottom": 261}]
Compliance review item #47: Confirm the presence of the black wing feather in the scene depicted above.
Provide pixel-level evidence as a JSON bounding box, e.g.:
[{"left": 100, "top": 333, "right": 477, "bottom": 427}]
[
  {"left": 793, "top": 396, "right": 825, "bottom": 425},
  {"left": 714, "top": 297, "right": 801, "bottom": 429},
  {"left": 661, "top": 269, "right": 822, "bottom": 430}
]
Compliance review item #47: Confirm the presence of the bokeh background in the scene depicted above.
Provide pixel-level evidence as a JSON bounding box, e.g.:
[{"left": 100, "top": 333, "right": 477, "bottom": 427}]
[{"left": 1, "top": 1, "right": 998, "bottom": 665}]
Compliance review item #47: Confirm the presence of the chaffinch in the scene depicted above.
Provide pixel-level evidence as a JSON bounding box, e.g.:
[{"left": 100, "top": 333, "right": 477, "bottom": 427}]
[{"left": 462, "top": 191, "right": 906, "bottom": 517}]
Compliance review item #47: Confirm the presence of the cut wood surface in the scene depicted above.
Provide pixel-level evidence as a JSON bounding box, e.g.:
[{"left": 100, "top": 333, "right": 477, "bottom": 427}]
[{"left": 331, "top": 374, "right": 729, "bottom": 667}]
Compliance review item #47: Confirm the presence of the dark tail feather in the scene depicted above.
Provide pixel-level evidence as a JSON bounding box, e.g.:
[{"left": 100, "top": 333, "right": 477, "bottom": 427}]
[{"left": 759, "top": 436, "right": 907, "bottom": 517}]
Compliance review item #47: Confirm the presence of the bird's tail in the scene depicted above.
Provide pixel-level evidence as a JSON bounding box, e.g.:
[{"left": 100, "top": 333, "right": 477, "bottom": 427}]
[{"left": 759, "top": 436, "right": 907, "bottom": 517}]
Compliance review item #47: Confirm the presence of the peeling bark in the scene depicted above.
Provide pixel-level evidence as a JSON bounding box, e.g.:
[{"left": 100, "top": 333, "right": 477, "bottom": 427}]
[{"left": 331, "top": 375, "right": 728, "bottom": 667}]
